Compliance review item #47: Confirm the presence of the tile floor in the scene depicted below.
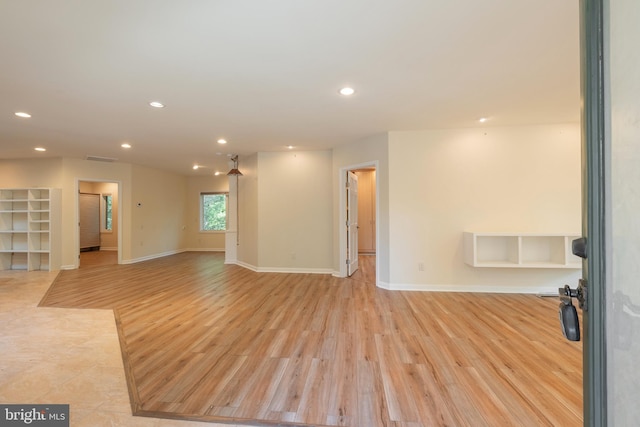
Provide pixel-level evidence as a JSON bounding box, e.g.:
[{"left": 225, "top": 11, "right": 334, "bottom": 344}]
[{"left": 0, "top": 270, "right": 250, "bottom": 427}]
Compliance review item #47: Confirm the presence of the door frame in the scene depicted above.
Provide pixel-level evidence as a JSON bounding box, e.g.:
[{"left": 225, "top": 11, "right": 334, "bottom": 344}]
[
  {"left": 74, "top": 179, "right": 123, "bottom": 268},
  {"left": 581, "top": 0, "right": 607, "bottom": 424},
  {"left": 338, "top": 161, "right": 378, "bottom": 283}
]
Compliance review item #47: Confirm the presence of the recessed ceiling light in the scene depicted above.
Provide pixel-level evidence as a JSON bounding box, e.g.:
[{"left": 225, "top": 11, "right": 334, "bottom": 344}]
[
  {"left": 214, "top": 171, "right": 221, "bottom": 176},
  {"left": 149, "top": 101, "right": 165, "bottom": 108},
  {"left": 339, "top": 87, "right": 355, "bottom": 96},
  {"left": 15, "top": 112, "right": 31, "bottom": 118},
  {"left": 121, "top": 143, "right": 132, "bottom": 149},
  {"left": 217, "top": 139, "right": 227, "bottom": 144},
  {"left": 34, "top": 147, "right": 46, "bottom": 152},
  {"left": 287, "top": 145, "right": 294, "bottom": 149},
  {"left": 479, "top": 117, "right": 488, "bottom": 123},
  {"left": 193, "top": 165, "right": 199, "bottom": 170}
]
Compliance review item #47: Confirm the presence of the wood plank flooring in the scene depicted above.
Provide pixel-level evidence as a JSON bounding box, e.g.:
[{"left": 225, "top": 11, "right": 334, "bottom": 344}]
[
  {"left": 39, "top": 252, "right": 582, "bottom": 426},
  {"left": 79, "top": 249, "right": 118, "bottom": 268}
]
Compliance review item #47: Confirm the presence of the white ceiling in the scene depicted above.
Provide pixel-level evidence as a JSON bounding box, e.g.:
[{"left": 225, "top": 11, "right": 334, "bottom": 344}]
[{"left": 0, "top": 1, "right": 579, "bottom": 176}]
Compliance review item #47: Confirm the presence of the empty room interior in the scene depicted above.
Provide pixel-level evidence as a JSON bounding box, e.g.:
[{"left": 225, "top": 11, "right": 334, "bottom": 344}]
[{"left": 0, "top": 2, "right": 586, "bottom": 427}]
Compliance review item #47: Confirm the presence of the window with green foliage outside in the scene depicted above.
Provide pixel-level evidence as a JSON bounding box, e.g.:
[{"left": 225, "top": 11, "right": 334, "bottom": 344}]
[
  {"left": 102, "top": 194, "right": 113, "bottom": 232},
  {"left": 201, "top": 192, "right": 228, "bottom": 231}
]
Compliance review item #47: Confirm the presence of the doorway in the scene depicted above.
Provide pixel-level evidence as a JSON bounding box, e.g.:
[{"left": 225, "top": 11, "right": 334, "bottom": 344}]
[
  {"left": 77, "top": 180, "right": 120, "bottom": 268},
  {"left": 353, "top": 168, "right": 376, "bottom": 255},
  {"left": 341, "top": 162, "right": 378, "bottom": 283}
]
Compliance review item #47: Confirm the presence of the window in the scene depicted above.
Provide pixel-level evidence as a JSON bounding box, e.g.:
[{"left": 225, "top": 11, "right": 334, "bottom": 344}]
[
  {"left": 200, "top": 192, "right": 228, "bottom": 231},
  {"left": 101, "top": 194, "right": 113, "bottom": 232}
]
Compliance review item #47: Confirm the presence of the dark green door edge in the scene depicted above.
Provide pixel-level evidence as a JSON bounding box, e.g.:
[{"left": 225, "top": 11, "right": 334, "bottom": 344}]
[{"left": 580, "top": 0, "right": 608, "bottom": 425}]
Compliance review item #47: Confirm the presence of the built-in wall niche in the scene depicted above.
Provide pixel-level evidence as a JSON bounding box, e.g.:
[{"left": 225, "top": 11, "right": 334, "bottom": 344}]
[{"left": 464, "top": 232, "right": 582, "bottom": 268}]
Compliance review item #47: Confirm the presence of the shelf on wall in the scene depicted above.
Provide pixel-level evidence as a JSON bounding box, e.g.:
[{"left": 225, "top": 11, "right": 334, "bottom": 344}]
[{"left": 463, "top": 232, "right": 582, "bottom": 269}]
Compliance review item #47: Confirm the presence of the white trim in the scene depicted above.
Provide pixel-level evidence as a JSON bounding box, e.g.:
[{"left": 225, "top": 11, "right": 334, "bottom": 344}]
[
  {"left": 227, "top": 260, "right": 332, "bottom": 275},
  {"left": 183, "top": 247, "right": 225, "bottom": 252},
  {"left": 121, "top": 249, "right": 185, "bottom": 265},
  {"left": 378, "top": 282, "right": 560, "bottom": 294},
  {"left": 256, "top": 267, "right": 333, "bottom": 274},
  {"left": 99, "top": 247, "right": 118, "bottom": 251}
]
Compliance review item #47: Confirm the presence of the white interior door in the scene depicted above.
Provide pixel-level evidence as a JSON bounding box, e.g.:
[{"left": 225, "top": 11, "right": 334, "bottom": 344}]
[{"left": 347, "top": 171, "right": 359, "bottom": 276}]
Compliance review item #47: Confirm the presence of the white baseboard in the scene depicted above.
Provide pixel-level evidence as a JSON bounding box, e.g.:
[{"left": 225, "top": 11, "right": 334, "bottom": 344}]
[
  {"left": 121, "top": 249, "right": 186, "bottom": 265},
  {"left": 379, "top": 282, "right": 560, "bottom": 295},
  {"left": 228, "top": 260, "right": 332, "bottom": 275},
  {"left": 184, "top": 248, "right": 225, "bottom": 252}
]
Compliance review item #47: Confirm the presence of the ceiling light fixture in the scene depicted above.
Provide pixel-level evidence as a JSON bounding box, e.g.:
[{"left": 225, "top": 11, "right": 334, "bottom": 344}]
[
  {"left": 34, "top": 147, "right": 46, "bottom": 152},
  {"left": 217, "top": 139, "right": 227, "bottom": 144},
  {"left": 193, "top": 165, "right": 200, "bottom": 170},
  {"left": 287, "top": 145, "right": 294, "bottom": 149},
  {"left": 227, "top": 155, "right": 242, "bottom": 176},
  {"left": 121, "top": 143, "right": 132, "bottom": 149},
  {"left": 339, "top": 87, "right": 355, "bottom": 96},
  {"left": 15, "top": 112, "right": 31, "bottom": 118},
  {"left": 227, "top": 155, "right": 242, "bottom": 246},
  {"left": 149, "top": 101, "right": 165, "bottom": 108},
  {"left": 214, "top": 171, "right": 221, "bottom": 176},
  {"left": 479, "top": 117, "right": 488, "bottom": 123}
]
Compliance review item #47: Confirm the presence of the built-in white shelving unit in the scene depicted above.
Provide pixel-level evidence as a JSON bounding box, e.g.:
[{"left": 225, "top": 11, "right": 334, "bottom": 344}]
[
  {"left": 463, "top": 232, "right": 582, "bottom": 269},
  {"left": 0, "top": 188, "right": 61, "bottom": 271}
]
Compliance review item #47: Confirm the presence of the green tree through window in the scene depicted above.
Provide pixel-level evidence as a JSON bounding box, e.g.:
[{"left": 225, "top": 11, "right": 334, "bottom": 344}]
[
  {"left": 103, "top": 194, "right": 112, "bottom": 231},
  {"left": 104, "top": 194, "right": 113, "bottom": 231},
  {"left": 201, "top": 193, "right": 227, "bottom": 231}
]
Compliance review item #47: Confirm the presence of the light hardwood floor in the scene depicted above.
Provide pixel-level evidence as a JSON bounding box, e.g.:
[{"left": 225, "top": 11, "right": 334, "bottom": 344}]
[
  {"left": 40, "top": 252, "right": 582, "bottom": 427},
  {"left": 80, "top": 249, "right": 118, "bottom": 268}
]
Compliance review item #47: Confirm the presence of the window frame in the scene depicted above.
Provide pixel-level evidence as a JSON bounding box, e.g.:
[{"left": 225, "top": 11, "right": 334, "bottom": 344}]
[
  {"left": 200, "top": 192, "right": 229, "bottom": 233},
  {"left": 100, "top": 193, "right": 113, "bottom": 233}
]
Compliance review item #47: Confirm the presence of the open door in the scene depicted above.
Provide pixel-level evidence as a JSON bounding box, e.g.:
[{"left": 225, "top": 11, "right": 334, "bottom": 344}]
[
  {"left": 346, "top": 171, "right": 359, "bottom": 276},
  {"left": 557, "top": 1, "right": 607, "bottom": 425}
]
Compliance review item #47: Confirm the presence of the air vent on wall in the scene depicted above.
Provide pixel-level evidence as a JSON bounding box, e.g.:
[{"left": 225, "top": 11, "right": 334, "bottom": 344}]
[{"left": 86, "top": 155, "right": 117, "bottom": 162}]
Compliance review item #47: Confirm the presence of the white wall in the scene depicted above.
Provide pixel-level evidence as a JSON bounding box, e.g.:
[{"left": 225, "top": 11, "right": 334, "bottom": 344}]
[
  {"left": 254, "top": 151, "right": 333, "bottom": 272},
  {"left": 607, "top": 0, "right": 640, "bottom": 421},
  {"left": 237, "top": 153, "right": 258, "bottom": 267},
  {"left": 0, "top": 157, "right": 222, "bottom": 268},
  {"left": 332, "top": 133, "right": 390, "bottom": 283},
  {"left": 0, "top": 158, "right": 63, "bottom": 187},
  {"left": 0, "top": 158, "right": 134, "bottom": 268},
  {"left": 388, "top": 124, "right": 582, "bottom": 292},
  {"left": 61, "top": 158, "right": 133, "bottom": 267},
  {"left": 130, "top": 164, "right": 188, "bottom": 261}
]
